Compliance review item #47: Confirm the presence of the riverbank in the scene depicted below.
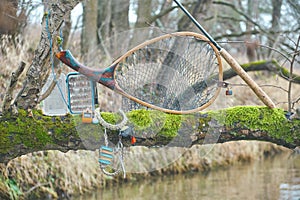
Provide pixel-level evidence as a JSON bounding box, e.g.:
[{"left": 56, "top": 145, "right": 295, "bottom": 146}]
[{"left": 0, "top": 140, "right": 292, "bottom": 199}]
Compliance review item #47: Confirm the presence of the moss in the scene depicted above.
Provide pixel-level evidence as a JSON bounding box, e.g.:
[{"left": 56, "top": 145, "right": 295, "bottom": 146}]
[
  {"left": 0, "top": 109, "right": 78, "bottom": 154},
  {"left": 241, "top": 60, "right": 268, "bottom": 68},
  {"left": 125, "top": 109, "right": 182, "bottom": 138},
  {"left": 100, "top": 112, "right": 122, "bottom": 124},
  {"left": 157, "top": 114, "right": 182, "bottom": 138},
  {"left": 0, "top": 106, "right": 298, "bottom": 156},
  {"left": 208, "top": 106, "right": 297, "bottom": 144},
  {"left": 127, "top": 109, "right": 152, "bottom": 129}
]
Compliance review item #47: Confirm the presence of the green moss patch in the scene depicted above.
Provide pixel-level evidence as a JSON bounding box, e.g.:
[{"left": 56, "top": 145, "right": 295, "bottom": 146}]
[
  {"left": 208, "top": 106, "right": 299, "bottom": 144},
  {"left": 0, "top": 110, "right": 77, "bottom": 154}
]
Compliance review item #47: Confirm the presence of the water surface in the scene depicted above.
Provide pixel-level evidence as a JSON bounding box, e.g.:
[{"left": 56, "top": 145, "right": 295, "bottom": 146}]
[{"left": 76, "top": 153, "right": 300, "bottom": 200}]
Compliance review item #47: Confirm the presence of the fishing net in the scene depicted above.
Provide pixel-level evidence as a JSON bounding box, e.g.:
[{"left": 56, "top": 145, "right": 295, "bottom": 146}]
[{"left": 115, "top": 32, "right": 223, "bottom": 113}]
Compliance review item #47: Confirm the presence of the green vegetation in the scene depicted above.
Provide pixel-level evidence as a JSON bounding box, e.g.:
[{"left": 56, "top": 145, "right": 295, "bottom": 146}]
[
  {"left": 127, "top": 109, "right": 181, "bottom": 138},
  {"left": 208, "top": 106, "right": 300, "bottom": 144},
  {"left": 0, "top": 106, "right": 299, "bottom": 157},
  {"left": 0, "top": 109, "right": 77, "bottom": 154},
  {"left": 127, "top": 109, "right": 153, "bottom": 128}
]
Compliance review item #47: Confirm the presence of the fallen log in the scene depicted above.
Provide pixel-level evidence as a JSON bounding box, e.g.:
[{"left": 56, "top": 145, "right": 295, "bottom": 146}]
[{"left": 0, "top": 106, "right": 299, "bottom": 163}]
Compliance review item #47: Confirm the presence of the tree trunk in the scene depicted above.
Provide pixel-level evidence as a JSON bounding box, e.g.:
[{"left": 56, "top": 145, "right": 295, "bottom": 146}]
[
  {"left": 97, "top": 0, "right": 111, "bottom": 41},
  {"left": 268, "top": 0, "right": 283, "bottom": 57},
  {"left": 111, "top": 1, "right": 130, "bottom": 32},
  {"left": 271, "top": 0, "right": 283, "bottom": 32},
  {"left": 131, "top": 0, "right": 152, "bottom": 45},
  {"left": 135, "top": 0, "right": 152, "bottom": 29},
  {"left": 0, "top": 0, "right": 19, "bottom": 35},
  {"left": 38, "top": 11, "right": 72, "bottom": 103},
  {"left": 10, "top": 0, "right": 80, "bottom": 112},
  {"left": 177, "top": 0, "right": 210, "bottom": 31},
  {"left": 244, "top": 0, "right": 259, "bottom": 62},
  {"left": 97, "top": 0, "right": 130, "bottom": 40},
  {"left": 81, "top": 0, "right": 98, "bottom": 63}
]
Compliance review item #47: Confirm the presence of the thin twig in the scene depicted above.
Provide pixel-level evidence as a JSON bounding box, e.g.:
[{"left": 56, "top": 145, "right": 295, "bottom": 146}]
[
  {"left": 226, "top": 82, "right": 289, "bottom": 93},
  {"left": 260, "top": 84, "right": 289, "bottom": 92},
  {"left": 97, "top": 25, "right": 112, "bottom": 61},
  {"left": 218, "top": 40, "right": 291, "bottom": 62},
  {"left": 23, "top": 182, "right": 50, "bottom": 196},
  {"left": 292, "top": 96, "right": 300, "bottom": 110},
  {"left": 288, "top": 34, "right": 300, "bottom": 111}
]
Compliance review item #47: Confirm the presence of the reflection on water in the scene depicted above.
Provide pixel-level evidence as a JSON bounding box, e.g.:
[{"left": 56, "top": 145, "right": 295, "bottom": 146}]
[{"left": 76, "top": 153, "right": 300, "bottom": 200}]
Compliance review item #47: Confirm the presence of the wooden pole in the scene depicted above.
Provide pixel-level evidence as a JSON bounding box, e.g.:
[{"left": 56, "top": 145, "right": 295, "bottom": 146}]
[{"left": 220, "top": 49, "right": 275, "bottom": 108}]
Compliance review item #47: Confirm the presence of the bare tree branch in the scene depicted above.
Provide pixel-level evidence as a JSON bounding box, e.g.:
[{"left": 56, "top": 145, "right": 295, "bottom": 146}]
[
  {"left": 212, "top": 0, "right": 266, "bottom": 33},
  {"left": 147, "top": 2, "right": 196, "bottom": 26},
  {"left": 2, "top": 61, "right": 26, "bottom": 112},
  {"left": 223, "top": 60, "right": 300, "bottom": 84},
  {"left": 288, "top": 34, "right": 300, "bottom": 111}
]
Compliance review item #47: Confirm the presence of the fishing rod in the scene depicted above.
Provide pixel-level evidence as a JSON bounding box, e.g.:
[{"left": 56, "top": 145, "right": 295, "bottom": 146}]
[{"left": 173, "top": 0, "right": 275, "bottom": 109}]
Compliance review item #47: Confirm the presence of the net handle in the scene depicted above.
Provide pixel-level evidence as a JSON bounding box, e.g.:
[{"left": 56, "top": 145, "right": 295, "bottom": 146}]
[
  {"left": 173, "top": 0, "right": 275, "bottom": 109},
  {"left": 219, "top": 49, "right": 275, "bottom": 108},
  {"left": 56, "top": 32, "right": 223, "bottom": 114}
]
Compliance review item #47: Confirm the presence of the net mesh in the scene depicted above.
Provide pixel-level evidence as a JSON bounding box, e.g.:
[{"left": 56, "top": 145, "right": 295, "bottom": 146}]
[{"left": 115, "top": 33, "right": 221, "bottom": 112}]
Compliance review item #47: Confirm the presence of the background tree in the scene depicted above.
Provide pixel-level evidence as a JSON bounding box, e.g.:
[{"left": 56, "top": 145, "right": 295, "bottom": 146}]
[
  {"left": 97, "top": 0, "right": 130, "bottom": 61},
  {"left": 0, "top": 0, "right": 29, "bottom": 54},
  {"left": 81, "top": 0, "right": 98, "bottom": 62}
]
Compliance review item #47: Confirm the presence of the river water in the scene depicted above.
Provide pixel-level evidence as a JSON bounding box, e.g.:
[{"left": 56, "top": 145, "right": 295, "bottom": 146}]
[{"left": 76, "top": 153, "right": 300, "bottom": 200}]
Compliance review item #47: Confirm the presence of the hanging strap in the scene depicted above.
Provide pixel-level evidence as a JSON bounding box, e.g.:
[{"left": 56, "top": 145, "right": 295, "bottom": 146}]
[
  {"left": 95, "top": 108, "right": 128, "bottom": 130},
  {"left": 99, "top": 129, "right": 126, "bottom": 178},
  {"left": 96, "top": 108, "right": 127, "bottom": 178}
]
